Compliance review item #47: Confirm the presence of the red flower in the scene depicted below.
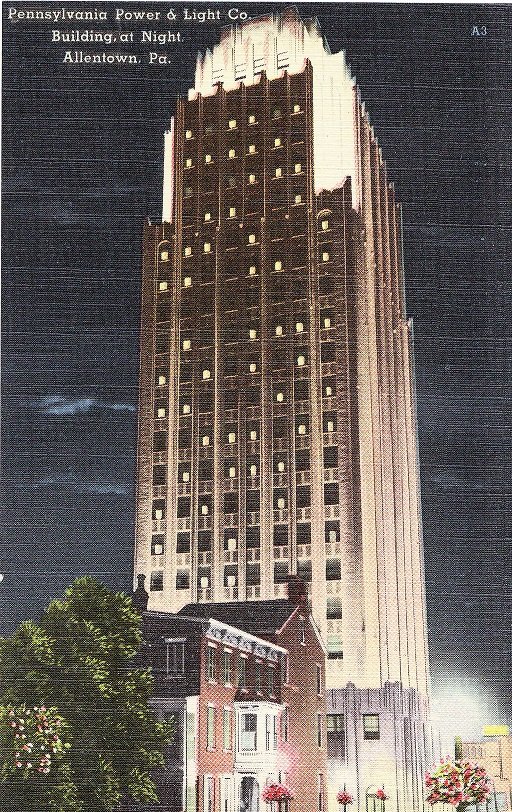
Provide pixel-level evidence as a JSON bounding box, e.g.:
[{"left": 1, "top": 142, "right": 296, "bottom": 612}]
[
  {"left": 376, "top": 789, "right": 388, "bottom": 801},
  {"left": 262, "top": 784, "right": 293, "bottom": 803},
  {"left": 336, "top": 791, "right": 354, "bottom": 805}
]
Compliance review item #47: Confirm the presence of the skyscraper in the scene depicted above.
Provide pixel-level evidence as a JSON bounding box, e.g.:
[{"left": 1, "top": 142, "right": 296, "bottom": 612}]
[{"left": 134, "top": 8, "right": 430, "bottom": 702}]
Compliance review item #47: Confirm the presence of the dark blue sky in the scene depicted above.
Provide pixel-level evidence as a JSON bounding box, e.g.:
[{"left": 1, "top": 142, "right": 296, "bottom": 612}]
[{"left": 2, "top": 3, "right": 511, "bottom": 734}]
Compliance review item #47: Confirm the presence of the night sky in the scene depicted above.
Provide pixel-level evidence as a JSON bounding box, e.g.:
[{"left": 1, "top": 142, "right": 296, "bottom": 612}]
[{"left": 2, "top": 2, "right": 511, "bottom": 739}]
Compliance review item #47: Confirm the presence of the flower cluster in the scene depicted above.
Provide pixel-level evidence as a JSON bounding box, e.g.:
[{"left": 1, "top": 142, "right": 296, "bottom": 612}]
[
  {"left": 262, "top": 784, "right": 294, "bottom": 803},
  {"left": 376, "top": 789, "right": 388, "bottom": 801},
  {"left": 425, "top": 759, "right": 491, "bottom": 807},
  {"left": 336, "top": 790, "right": 354, "bottom": 805},
  {"left": 4, "top": 706, "right": 69, "bottom": 776}
]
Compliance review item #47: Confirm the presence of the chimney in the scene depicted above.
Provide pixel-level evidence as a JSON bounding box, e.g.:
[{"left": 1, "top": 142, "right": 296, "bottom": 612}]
[
  {"left": 286, "top": 575, "right": 309, "bottom": 608},
  {"left": 132, "top": 574, "right": 149, "bottom": 612}
]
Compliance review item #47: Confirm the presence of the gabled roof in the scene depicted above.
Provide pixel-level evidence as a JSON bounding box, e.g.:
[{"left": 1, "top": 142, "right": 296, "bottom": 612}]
[{"left": 178, "top": 599, "right": 300, "bottom": 636}]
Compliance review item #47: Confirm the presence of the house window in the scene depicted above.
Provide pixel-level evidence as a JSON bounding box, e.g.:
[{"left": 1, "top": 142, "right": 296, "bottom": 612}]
[
  {"left": 318, "top": 775, "right": 324, "bottom": 812},
  {"left": 228, "top": 119, "right": 237, "bottom": 129},
  {"left": 327, "top": 713, "right": 345, "bottom": 759},
  {"left": 185, "top": 158, "right": 192, "bottom": 168},
  {"left": 182, "top": 403, "right": 191, "bottom": 414},
  {"left": 249, "top": 429, "right": 258, "bottom": 441},
  {"left": 281, "top": 706, "right": 289, "bottom": 741},
  {"left": 238, "top": 656, "right": 247, "bottom": 688},
  {"left": 249, "top": 362, "right": 258, "bottom": 373},
  {"left": 255, "top": 662, "right": 262, "bottom": 693},
  {"left": 158, "top": 281, "right": 168, "bottom": 291},
  {"left": 204, "top": 776, "right": 214, "bottom": 812},
  {"left": 276, "top": 392, "right": 284, "bottom": 403},
  {"left": 249, "top": 328, "right": 257, "bottom": 340},
  {"left": 207, "top": 705, "right": 216, "bottom": 750},
  {"left": 316, "top": 664, "right": 323, "bottom": 695},
  {"left": 265, "top": 715, "right": 271, "bottom": 751},
  {"left": 293, "top": 103, "right": 301, "bottom": 113},
  {"left": 248, "top": 114, "right": 256, "bottom": 124},
  {"left": 249, "top": 464, "right": 258, "bottom": 477},
  {"left": 277, "top": 460, "right": 285, "bottom": 473},
  {"left": 317, "top": 714, "right": 324, "bottom": 747},
  {"left": 150, "top": 571, "right": 163, "bottom": 591},
  {"left": 322, "top": 252, "right": 330, "bottom": 262},
  {"left": 223, "top": 707, "right": 232, "bottom": 750},
  {"left": 326, "top": 559, "right": 342, "bottom": 580},
  {"left": 151, "top": 536, "right": 164, "bottom": 555},
  {"left": 201, "top": 503, "right": 209, "bottom": 516},
  {"left": 202, "top": 435, "right": 210, "bottom": 447},
  {"left": 297, "top": 424, "right": 306, "bottom": 436},
  {"left": 241, "top": 713, "right": 257, "bottom": 750},
  {"left": 223, "top": 651, "right": 233, "bottom": 685},
  {"left": 228, "top": 466, "right": 236, "bottom": 479},
  {"left": 363, "top": 714, "right": 380, "bottom": 740},
  {"left": 324, "top": 316, "right": 332, "bottom": 328},
  {"left": 157, "top": 374, "right": 166, "bottom": 385},
  {"left": 176, "top": 569, "right": 190, "bottom": 590},
  {"left": 182, "top": 470, "right": 190, "bottom": 483},
  {"left": 248, "top": 234, "right": 256, "bottom": 244},
  {"left": 299, "top": 616, "right": 306, "bottom": 644},
  {"left": 206, "top": 645, "right": 216, "bottom": 681},
  {"left": 297, "top": 355, "right": 306, "bottom": 367},
  {"left": 165, "top": 640, "right": 185, "bottom": 676}
]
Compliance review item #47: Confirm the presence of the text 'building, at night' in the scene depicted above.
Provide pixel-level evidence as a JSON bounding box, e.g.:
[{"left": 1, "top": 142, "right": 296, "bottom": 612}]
[{"left": 133, "top": 9, "right": 439, "bottom": 811}]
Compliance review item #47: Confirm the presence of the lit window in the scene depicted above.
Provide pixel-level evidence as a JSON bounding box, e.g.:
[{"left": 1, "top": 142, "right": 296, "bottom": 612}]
[
  {"left": 325, "top": 385, "right": 332, "bottom": 397},
  {"left": 327, "top": 420, "right": 334, "bottom": 433},
  {"left": 203, "top": 369, "right": 211, "bottom": 380},
  {"left": 248, "top": 144, "right": 256, "bottom": 154},
  {"left": 322, "top": 252, "right": 330, "bottom": 262},
  {"left": 321, "top": 219, "right": 329, "bottom": 230},
  {"left": 158, "top": 281, "right": 168, "bottom": 291},
  {"left": 248, "top": 114, "right": 256, "bottom": 124},
  {"left": 228, "top": 148, "right": 236, "bottom": 158},
  {"left": 274, "top": 260, "right": 282, "bottom": 271},
  {"left": 182, "top": 339, "right": 191, "bottom": 351},
  {"left": 324, "top": 316, "right": 331, "bottom": 328},
  {"left": 155, "top": 508, "right": 163, "bottom": 520},
  {"left": 249, "top": 265, "right": 257, "bottom": 275},
  {"left": 276, "top": 392, "right": 284, "bottom": 403},
  {"left": 201, "top": 576, "right": 210, "bottom": 589},
  {"left": 153, "top": 541, "right": 164, "bottom": 555},
  {"left": 293, "top": 104, "right": 301, "bottom": 113},
  {"left": 249, "top": 174, "right": 256, "bottom": 184},
  {"left": 297, "top": 355, "right": 306, "bottom": 367},
  {"left": 249, "top": 328, "right": 257, "bottom": 340},
  {"left": 184, "top": 186, "right": 193, "bottom": 197},
  {"left": 294, "top": 163, "right": 302, "bottom": 174},
  {"left": 229, "top": 466, "right": 236, "bottom": 479},
  {"left": 160, "top": 250, "right": 169, "bottom": 261},
  {"left": 228, "top": 432, "right": 236, "bottom": 444},
  {"left": 204, "top": 212, "right": 211, "bottom": 221},
  {"left": 203, "top": 242, "right": 211, "bottom": 253},
  {"left": 158, "top": 375, "right": 166, "bottom": 385},
  {"left": 277, "top": 460, "right": 285, "bottom": 473},
  {"left": 248, "top": 234, "right": 256, "bottom": 244},
  {"left": 202, "top": 435, "right": 210, "bottom": 447},
  {"left": 275, "top": 167, "right": 282, "bottom": 178},
  {"left": 274, "top": 137, "right": 282, "bottom": 147},
  {"left": 249, "top": 464, "right": 257, "bottom": 477},
  {"left": 184, "top": 246, "right": 192, "bottom": 257},
  {"left": 229, "top": 206, "right": 236, "bottom": 218},
  {"left": 183, "top": 277, "right": 192, "bottom": 287},
  {"left": 185, "top": 129, "right": 193, "bottom": 139},
  {"left": 277, "top": 497, "right": 286, "bottom": 509},
  {"left": 363, "top": 714, "right": 380, "bottom": 740},
  {"left": 249, "top": 362, "right": 257, "bottom": 373},
  {"left": 228, "top": 119, "right": 237, "bottom": 129},
  {"left": 185, "top": 158, "right": 193, "bottom": 168},
  {"left": 201, "top": 503, "right": 209, "bottom": 515},
  {"left": 275, "top": 325, "right": 283, "bottom": 336},
  {"left": 227, "top": 537, "right": 237, "bottom": 550},
  {"left": 250, "top": 430, "right": 257, "bottom": 441},
  {"left": 298, "top": 424, "right": 306, "bottom": 435},
  {"left": 182, "top": 471, "right": 191, "bottom": 484},
  {"left": 182, "top": 403, "right": 191, "bottom": 414},
  {"left": 205, "top": 154, "right": 212, "bottom": 164},
  {"left": 157, "top": 407, "right": 166, "bottom": 418},
  {"left": 294, "top": 194, "right": 302, "bottom": 204}
]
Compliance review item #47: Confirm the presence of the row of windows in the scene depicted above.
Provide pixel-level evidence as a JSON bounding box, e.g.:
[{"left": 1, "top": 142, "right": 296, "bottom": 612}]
[
  {"left": 206, "top": 707, "right": 284, "bottom": 753},
  {"left": 205, "top": 644, "right": 277, "bottom": 694},
  {"left": 183, "top": 106, "right": 303, "bottom": 142},
  {"left": 168, "top": 483, "right": 340, "bottom": 514}
]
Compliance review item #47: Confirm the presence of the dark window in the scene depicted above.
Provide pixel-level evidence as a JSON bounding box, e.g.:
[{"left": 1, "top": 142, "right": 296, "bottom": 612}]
[
  {"left": 199, "top": 460, "right": 212, "bottom": 480},
  {"left": 327, "top": 598, "right": 343, "bottom": 619},
  {"left": 324, "top": 483, "right": 339, "bottom": 505},
  {"left": 273, "top": 418, "right": 288, "bottom": 439},
  {"left": 153, "top": 431, "right": 167, "bottom": 452},
  {"left": 178, "top": 428, "right": 191, "bottom": 449},
  {"left": 166, "top": 641, "right": 185, "bottom": 676},
  {"left": 247, "top": 490, "right": 260, "bottom": 511},
  {"left": 295, "top": 450, "right": 310, "bottom": 471},
  {"left": 224, "top": 389, "right": 238, "bottom": 409},
  {"left": 206, "top": 646, "right": 216, "bottom": 681},
  {"left": 254, "top": 662, "right": 262, "bottom": 692},
  {"left": 281, "top": 706, "right": 289, "bottom": 741},
  {"left": 247, "top": 387, "right": 261, "bottom": 406},
  {"left": 246, "top": 564, "right": 260, "bottom": 585},
  {"left": 296, "top": 486, "right": 311, "bottom": 508},
  {"left": 297, "top": 559, "right": 312, "bottom": 582},
  {"left": 241, "top": 713, "right": 257, "bottom": 750},
  {"left": 246, "top": 527, "right": 260, "bottom": 548},
  {"left": 294, "top": 380, "right": 309, "bottom": 401},
  {"left": 363, "top": 714, "right": 380, "bottom": 740},
  {"left": 297, "top": 523, "right": 311, "bottom": 544},
  {"left": 274, "top": 561, "right": 289, "bottom": 583},
  {"left": 273, "top": 526, "right": 288, "bottom": 546},
  {"left": 176, "top": 570, "right": 190, "bottom": 590},
  {"left": 323, "top": 446, "right": 338, "bottom": 468},
  {"left": 268, "top": 667, "right": 275, "bottom": 696},
  {"left": 238, "top": 656, "right": 247, "bottom": 688},
  {"left": 224, "top": 493, "right": 239, "bottom": 514},
  {"left": 326, "top": 559, "right": 341, "bottom": 581},
  {"left": 327, "top": 713, "right": 345, "bottom": 759},
  {"left": 153, "top": 466, "right": 167, "bottom": 486},
  {"left": 223, "top": 650, "right": 233, "bottom": 684},
  {"left": 198, "top": 532, "right": 212, "bottom": 552},
  {"left": 177, "top": 497, "right": 190, "bottom": 518},
  {"left": 224, "top": 358, "right": 238, "bottom": 376},
  {"left": 150, "top": 571, "right": 163, "bottom": 591}
]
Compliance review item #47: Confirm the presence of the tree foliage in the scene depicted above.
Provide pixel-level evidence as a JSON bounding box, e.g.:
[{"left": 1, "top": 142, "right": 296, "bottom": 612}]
[{"left": 0, "top": 577, "right": 172, "bottom": 811}]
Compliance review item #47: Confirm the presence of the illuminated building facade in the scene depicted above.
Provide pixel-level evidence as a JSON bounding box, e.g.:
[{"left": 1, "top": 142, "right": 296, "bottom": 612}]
[{"left": 134, "top": 11, "right": 437, "bottom": 807}]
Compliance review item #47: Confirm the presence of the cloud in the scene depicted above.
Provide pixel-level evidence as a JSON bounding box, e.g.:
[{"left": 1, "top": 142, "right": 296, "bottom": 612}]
[
  {"left": 32, "top": 473, "right": 130, "bottom": 496},
  {"left": 36, "top": 395, "right": 136, "bottom": 416}
]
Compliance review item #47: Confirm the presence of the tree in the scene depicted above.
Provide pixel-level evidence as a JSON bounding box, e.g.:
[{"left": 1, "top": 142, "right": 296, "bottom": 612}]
[
  {"left": 0, "top": 577, "right": 172, "bottom": 812},
  {"left": 425, "top": 758, "right": 492, "bottom": 810}
]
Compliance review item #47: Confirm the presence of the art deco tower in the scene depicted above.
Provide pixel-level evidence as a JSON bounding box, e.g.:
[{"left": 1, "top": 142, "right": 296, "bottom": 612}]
[{"left": 134, "top": 8, "right": 430, "bottom": 698}]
